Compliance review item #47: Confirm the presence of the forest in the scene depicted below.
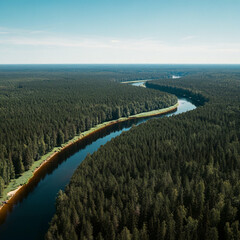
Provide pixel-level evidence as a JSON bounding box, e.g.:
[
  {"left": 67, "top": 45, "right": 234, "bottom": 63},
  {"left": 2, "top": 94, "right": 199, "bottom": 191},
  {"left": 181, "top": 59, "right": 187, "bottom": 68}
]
[
  {"left": 0, "top": 66, "right": 177, "bottom": 198},
  {"left": 46, "top": 69, "right": 240, "bottom": 240}
]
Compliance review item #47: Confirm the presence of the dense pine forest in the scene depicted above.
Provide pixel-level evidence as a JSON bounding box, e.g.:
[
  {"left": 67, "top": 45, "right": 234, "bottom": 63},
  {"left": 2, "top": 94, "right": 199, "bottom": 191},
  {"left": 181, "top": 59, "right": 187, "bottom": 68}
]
[
  {"left": 46, "top": 69, "right": 240, "bottom": 239},
  {"left": 0, "top": 66, "right": 177, "bottom": 198}
]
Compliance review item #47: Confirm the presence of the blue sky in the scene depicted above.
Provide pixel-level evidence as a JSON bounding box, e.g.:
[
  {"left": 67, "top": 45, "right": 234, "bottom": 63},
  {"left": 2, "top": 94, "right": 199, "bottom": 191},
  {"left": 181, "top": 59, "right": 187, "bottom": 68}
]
[{"left": 0, "top": 0, "right": 239, "bottom": 64}]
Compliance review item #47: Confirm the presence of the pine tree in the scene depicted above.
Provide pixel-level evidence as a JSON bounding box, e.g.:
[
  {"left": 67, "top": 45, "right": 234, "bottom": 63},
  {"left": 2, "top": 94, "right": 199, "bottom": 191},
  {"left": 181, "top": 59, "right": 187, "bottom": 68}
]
[
  {"left": 120, "top": 227, "right": 131, "bottom": 240},
  {"left": 15, "top": 154, "right": 24, "bottom": 174},
  {"left": 0, "top": 176, "right": 5, "bottom": 197}
]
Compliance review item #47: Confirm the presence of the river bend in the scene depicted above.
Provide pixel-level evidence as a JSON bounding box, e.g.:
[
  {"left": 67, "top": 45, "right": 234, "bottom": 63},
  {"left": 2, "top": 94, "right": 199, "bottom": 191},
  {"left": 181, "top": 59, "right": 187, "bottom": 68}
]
[{"left": 0, "top": 84, "right": 196, "bottom": 240}]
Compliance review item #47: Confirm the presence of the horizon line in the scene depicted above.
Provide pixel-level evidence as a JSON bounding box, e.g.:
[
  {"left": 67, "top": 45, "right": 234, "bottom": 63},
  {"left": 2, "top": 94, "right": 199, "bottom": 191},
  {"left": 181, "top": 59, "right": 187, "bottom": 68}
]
[{"left": 0, "top": 63, "right": 240, "bottom": 65}]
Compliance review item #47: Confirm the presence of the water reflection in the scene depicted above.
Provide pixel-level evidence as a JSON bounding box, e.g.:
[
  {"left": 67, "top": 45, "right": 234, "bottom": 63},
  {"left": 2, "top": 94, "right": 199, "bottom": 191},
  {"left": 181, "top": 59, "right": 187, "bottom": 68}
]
[{"left": 0, "top": 96, "right": 195, "bottom": 240}]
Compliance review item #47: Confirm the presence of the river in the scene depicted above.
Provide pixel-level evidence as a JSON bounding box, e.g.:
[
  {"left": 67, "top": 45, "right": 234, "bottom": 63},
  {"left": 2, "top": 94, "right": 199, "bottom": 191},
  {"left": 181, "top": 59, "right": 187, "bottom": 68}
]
[{"left": 0, "top": 83, "right": 196, "bottom": 240}]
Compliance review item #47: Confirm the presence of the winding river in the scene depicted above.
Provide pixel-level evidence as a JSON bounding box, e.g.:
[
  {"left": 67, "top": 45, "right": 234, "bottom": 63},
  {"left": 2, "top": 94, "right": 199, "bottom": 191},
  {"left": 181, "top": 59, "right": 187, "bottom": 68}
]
[{"left": 0, "top": 83, "right": 196, "bottom": 240}]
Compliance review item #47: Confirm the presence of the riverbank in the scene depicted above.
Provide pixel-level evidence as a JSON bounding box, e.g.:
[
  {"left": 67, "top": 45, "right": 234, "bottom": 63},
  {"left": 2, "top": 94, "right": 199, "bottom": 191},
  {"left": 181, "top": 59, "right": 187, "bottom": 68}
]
[
  {"left": 121, "top": 79, "right": 152, "bottom": 84},
  {"left": 0, "top": 102, "right": 178, "bottom": 212}
]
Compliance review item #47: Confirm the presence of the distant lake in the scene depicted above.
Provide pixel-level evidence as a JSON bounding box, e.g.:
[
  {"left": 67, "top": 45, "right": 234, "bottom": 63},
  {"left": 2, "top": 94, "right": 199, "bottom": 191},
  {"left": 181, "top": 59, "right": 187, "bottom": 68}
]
[{"left": 172, "top": 75, "right": 181, "bottom": 79}]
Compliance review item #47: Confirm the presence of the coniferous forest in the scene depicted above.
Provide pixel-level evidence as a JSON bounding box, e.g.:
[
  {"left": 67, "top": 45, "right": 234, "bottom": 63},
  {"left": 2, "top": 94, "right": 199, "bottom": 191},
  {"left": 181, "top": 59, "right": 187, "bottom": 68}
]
[
  {"left": 0, "top": 66, "right": 177, "bottom": 197},
  {"left": 46, "top": 69, "right": 240, "bottom": 240},
  {"left": 1, "top": 0, "right": 239, "bottom": 239}
]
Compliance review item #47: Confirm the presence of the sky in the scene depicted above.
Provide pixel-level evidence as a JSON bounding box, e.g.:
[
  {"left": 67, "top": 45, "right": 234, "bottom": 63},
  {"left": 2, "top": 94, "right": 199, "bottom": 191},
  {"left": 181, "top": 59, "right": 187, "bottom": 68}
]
[{"left": 0, "top": 0, "right": 240, "bottom": 64}]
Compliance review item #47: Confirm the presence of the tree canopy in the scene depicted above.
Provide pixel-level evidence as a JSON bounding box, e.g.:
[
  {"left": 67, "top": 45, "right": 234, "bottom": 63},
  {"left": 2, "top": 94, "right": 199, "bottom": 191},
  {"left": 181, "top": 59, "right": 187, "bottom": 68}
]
[
  {"left": 46, "top": 69, "right": 240, "bottom": 240},
  {"left": 0, "top": 67, "right": 177, "bottom": 197}
]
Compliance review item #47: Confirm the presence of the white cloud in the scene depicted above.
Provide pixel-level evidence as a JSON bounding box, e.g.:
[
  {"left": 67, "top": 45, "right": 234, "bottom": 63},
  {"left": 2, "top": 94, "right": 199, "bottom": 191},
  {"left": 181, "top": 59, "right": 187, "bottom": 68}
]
[
  {"left": 0, "top": 26, "right": 49, "bottom": 36},
  {"left": 0, "top": 27, "right": 239, "bottom": 64},
  {"left": 111, "top": 39, "right": 120, "bottom": 43},
  {"left": 181, "top": 35, "right": 196, "bottom": 41}
]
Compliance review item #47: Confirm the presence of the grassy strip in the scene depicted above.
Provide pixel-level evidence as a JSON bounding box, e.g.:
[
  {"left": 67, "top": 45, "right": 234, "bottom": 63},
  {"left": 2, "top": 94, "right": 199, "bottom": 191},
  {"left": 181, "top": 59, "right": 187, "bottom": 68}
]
[
  {"left": 0, "top": 102, "right": 178, "bottom": 205},
  {"left": 0, "top": 147, "right": 59, "bottom": 203},
  {"left": 129, "top": 102, "right": 178, "bottom": 118}
]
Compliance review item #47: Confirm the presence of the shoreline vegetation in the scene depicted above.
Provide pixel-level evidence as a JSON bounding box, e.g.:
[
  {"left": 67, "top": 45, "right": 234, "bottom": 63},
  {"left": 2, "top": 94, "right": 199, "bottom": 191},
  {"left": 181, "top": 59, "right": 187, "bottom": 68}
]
[
  {"left": 46, "top": 73, "right": 240, "bottom": 240},
  {"left": 0, "top": 102, "right": 179, "bottom": 212},
  {"left": 0, "top": 74, "right": 177, "bottom": 199}
]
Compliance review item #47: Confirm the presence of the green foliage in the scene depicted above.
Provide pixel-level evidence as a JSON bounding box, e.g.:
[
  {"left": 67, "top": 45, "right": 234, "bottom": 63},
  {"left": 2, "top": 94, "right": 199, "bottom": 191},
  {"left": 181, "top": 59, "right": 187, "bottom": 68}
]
[
  {"left": 0, "top": 68, "right": 177, "bottom": 199},
  {"left": 46, "top": 70, "right": 240, "bottom": 239},
  {"left": 0, "top": 177, "right": 4, "bottom": 197}
]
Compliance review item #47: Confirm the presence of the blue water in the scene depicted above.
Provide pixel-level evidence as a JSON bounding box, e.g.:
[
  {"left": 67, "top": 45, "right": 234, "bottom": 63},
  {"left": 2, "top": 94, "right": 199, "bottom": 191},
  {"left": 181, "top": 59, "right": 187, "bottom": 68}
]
[
  {"left": 0, "top": 90, "right": 196, "bottom": 240},
  {"left": 131, "top": 82, "right": 146, "bottom": 87}
]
